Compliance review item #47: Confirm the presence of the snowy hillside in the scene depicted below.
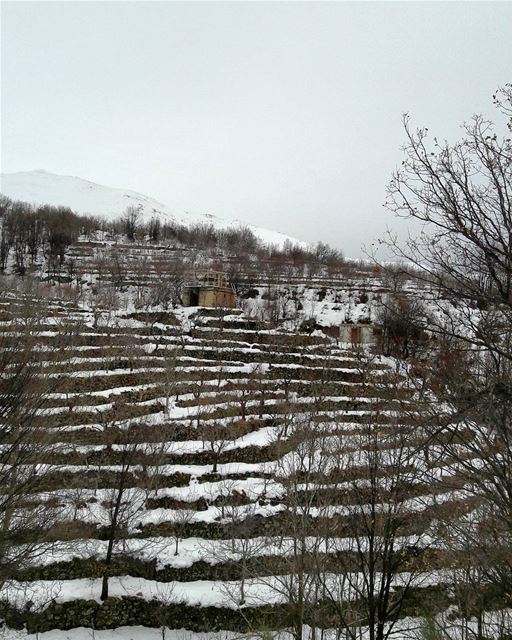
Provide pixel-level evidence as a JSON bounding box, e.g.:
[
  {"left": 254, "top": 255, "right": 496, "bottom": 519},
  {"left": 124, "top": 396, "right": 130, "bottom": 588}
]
[{"left": 0, "top": 170, "right": 306, "bottom": 249}]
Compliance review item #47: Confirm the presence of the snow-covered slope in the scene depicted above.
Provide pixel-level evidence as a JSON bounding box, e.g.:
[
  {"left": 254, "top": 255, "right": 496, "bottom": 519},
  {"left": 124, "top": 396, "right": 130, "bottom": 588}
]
[{"left": 0, "top": 170, "right": 305, "bottom": 249}]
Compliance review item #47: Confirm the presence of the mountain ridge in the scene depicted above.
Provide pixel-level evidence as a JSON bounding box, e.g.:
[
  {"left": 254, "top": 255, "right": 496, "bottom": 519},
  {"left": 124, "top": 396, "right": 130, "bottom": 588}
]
[{"left": 0, "top": 170, "right": 306, "bottom": 249}]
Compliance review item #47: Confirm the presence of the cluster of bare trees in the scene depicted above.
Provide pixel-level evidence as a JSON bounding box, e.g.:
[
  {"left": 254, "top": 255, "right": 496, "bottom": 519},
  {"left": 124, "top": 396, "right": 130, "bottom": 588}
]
[
  {"left": 377, "top": 294, "right": 429, "bottom": 359},
  {"left": 0, "top": 198, "right": 99, "bottom": 275},
  {"left": 199, "top": 354, "right": 436, "bottom": 640},
  {"left": 380, "top": 83, "right": 512, "bottom": 638},
  {"left": 0, "top": 281, "right": 65, "bottom": 588},
  {"left": 127, "top": 214, "right": 345, "bottom": 281},
  {"left": 195, "top": 84, "right": 512, "bottom": 639},
  {"left": 0, "top": 189, "right": 348, "bottom": 276},
  {"left": 95, "top": 421, "right": 166, "bottom": 601}
]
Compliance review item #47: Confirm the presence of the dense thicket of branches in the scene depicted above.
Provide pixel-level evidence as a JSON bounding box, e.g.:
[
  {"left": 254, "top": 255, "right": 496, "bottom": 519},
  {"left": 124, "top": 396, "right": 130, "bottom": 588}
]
[
  {"left": 385, "top": 83, "right": 512, "bottom": 633},
  {"left": 0, "top": 198, "right": 99, "bottom": 275},
  {"left": 0, "top": 283, "right": 63, "bottom": 586},
  {"left": 377, "top": 294, "right": 429, "bottom": 359}
]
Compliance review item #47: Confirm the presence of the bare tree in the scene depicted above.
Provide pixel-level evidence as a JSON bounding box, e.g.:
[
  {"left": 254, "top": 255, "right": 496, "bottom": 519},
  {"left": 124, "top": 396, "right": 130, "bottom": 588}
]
[
  {"left": 148, "top": 217, "right": 161, "bottom": 243},
  {"left": 122, "top": 204, "right": 142, "bottom": 242},
  {"left": 0, "top": 285, "right": 63, "bottom": 586},
  {"left": 90, "top": 282, "right": 120, "bottom": 329},
  {"left": 200, "top": 420, "right": 243, "bottom": 474},
  {"left": 383, "top": 84, "right": 512, "bottom": 630},
  {"left": 170, "top": 504, "right": 195, "bottom": 556},
  {"left": 206, "top": 494, "right": 267, "bottom": 608},
  {"left": 153, "top": 579, "right": 177, "bottom": 640},
  {"left": 377, "top": 294, "right": 429, "bottom": 359},
  {"left": 258, "top": 412, "right": 332, "bottom": 640},
  {"left": 319, "top": 355, "right": 433, "bottom": 640},
  {"left": 150, "top": 258, "right": 186, "bottom": 308},
  {"left": 97, "top": 417, "right": 160, "bottom": 600},
  {"left": 225, "top": 367, "right": 261, "bottom": 422}
]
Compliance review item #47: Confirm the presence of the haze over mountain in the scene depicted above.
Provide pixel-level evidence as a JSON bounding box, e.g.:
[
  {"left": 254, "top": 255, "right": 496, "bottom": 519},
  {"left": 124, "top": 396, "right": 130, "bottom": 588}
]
[{"left": 0, "top": 170, "right": 306, "bottom": 249}]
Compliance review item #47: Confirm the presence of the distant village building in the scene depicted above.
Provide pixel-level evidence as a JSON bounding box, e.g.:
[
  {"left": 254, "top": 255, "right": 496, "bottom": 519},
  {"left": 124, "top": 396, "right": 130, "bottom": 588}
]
[
  {"left": 339, "top": 322, "right": 380, "bottom": 345},
  {"left": 183, "top": 270, "right": 236, "bottom": 308}
]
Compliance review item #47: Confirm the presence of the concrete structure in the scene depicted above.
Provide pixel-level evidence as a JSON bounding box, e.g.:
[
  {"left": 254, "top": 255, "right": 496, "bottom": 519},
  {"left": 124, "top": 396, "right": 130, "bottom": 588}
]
[
  {"left": 339, "top": 322, "right": 380, "bottom": 345},
  {"left": 183, "top": 270, "right": 236, "bottom": 308}
]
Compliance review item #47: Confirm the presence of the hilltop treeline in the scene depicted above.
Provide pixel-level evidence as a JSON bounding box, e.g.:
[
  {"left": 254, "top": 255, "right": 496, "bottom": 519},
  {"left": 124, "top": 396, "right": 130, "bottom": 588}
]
[
  {"left": 0, "top": 196, "right": 101, "bottom": 275},
  {"left": 0, "top": 197, "right": 344, "bottom": 276}
]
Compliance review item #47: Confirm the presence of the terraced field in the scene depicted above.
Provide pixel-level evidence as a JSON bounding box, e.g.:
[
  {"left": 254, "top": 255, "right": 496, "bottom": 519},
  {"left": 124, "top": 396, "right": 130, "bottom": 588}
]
[{"left": 0, "top": 287, "right": 506, "bottom": 640}]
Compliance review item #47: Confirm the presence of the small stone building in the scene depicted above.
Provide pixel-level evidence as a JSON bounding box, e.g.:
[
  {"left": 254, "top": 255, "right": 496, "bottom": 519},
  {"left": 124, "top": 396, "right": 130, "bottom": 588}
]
[
  {"left": 183, "top": 270, "right": 236, "bottom": 308},
  {"left": 339, "top": 322, "right": 380, "bottom": 345}
]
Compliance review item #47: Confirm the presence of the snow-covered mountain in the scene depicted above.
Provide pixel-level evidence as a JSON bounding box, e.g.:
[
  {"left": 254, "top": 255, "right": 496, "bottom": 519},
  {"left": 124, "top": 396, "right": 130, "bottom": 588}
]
[{"left": 0, "top": 170, "right": 306, "bottom": 249}]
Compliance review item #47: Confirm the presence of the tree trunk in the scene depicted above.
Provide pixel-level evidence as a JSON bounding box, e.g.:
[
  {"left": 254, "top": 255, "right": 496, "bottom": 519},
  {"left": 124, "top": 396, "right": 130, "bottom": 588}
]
[
  {"left": 100, "top": 572, "right": 110, "bottom": 601},
  {"left": 101, "top": 466, "right": 127, "bottom": 600},
  {"left": 239, "top": 576, "right": 245, "bottom": 605}
]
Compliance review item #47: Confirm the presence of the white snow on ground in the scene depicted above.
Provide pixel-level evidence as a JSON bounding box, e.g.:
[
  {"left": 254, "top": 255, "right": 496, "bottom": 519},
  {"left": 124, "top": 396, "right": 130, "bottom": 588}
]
[
  {"left": 0, "top": 170, "right": 306, "bottom": 249},
  {"left": 0, "top": 628, "right": 241, "bottom": 640},
  {"left": 1, "top": 569, "right": 453, "bottom": 611},
  {"left": 11, "top": 533, "right": 440, "bottom": 573},
  {"left": 4, "top": 611, "right": 512, "bottom": 640},
  {"left": 0, "top": 302, "right": 493, "bottom": 639},
  {"left": 64, "top": 486, "right": 465, "bottom": 528}
]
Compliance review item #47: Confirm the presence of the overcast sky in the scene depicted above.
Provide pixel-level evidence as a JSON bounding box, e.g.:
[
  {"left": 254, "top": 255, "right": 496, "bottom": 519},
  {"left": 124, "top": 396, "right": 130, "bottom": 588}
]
[{"left": 1, "top": 1, "right": 511, "bottom": 256}]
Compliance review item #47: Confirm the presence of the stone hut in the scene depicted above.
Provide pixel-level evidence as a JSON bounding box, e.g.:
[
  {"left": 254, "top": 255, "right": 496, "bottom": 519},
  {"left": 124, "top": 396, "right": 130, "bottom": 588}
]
[
  {"left": 339, "top": 322, "right": 380, "bottom": 345},
  {"left": 183, "top": 270, "right": 236, "bottom": 308}
]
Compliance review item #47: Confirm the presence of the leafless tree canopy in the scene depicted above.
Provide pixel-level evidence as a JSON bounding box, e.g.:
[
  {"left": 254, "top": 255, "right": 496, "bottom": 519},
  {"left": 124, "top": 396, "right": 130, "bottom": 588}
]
[
  {"left": 385, "top": 83, "right": 512, "bottom": 626},
  {"left": 386, "top": 84, "right": 512, "bottom": 312}
]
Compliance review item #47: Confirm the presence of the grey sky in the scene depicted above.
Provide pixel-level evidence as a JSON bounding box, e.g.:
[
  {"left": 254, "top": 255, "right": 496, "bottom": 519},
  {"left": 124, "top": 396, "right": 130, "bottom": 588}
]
[{"left": 1, "top": 1, "right": 511, "bottom": 256}]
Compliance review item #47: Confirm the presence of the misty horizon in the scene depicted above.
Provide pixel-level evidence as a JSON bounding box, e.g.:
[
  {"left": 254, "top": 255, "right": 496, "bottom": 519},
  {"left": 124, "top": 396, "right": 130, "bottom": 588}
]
[{"left": 2, "top": 1, "right": 511, "bottom": 257}]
